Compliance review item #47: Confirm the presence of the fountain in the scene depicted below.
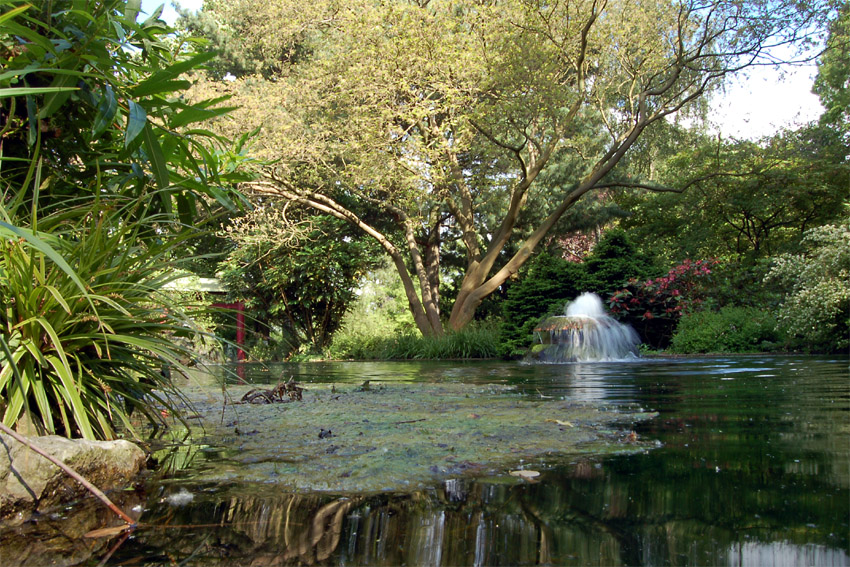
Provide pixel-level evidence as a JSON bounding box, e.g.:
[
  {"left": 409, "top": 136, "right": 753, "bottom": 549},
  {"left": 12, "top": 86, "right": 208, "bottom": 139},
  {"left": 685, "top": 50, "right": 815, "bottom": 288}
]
[{"left": 529, "top": 292, "right": 640, "bottom": 362}]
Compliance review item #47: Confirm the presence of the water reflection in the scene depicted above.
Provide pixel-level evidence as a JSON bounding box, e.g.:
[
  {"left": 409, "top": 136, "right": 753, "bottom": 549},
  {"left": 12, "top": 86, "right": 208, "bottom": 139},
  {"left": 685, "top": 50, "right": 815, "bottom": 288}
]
[{"left": 2, "top": 356, "right": 847, "bottom": 566}]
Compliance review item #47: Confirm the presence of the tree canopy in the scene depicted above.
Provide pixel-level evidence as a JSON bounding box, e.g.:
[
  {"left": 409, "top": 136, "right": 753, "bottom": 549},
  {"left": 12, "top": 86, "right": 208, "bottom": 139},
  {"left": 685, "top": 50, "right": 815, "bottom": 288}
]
[{"left": 186, "top": 0, "right": 834, "bottom": 336}]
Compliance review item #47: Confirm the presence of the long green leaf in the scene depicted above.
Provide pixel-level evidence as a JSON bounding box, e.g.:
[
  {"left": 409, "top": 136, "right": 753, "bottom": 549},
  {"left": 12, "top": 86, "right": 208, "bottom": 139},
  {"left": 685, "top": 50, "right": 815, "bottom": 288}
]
[
  {"left": 132, "top": 79, "right": 190, "bottom": 98},
  {"left": 0, "top": 4, "right": 30, "bottom": 26},
  {"left": 124, "top": 0, "right": 142, "bottom": 22},
  {"left": 141, "top": 123, "right": 169, "bottom": 189},
  {"left": 0, "top": 87, "right": 78, "bottom": 98},
  {"left": 124, "top": 100, "right": 147, "bottom": 148},
  {"left": 131, "top": 52, "right": 216, "bottom": 98},
  {"left": 169, "top": 104, "right": 237, "bottom": 129},
  {"left": 0, "top": 335, "right": 26, "bottom": 401},
  {"left": 38, "top": 74, "right": 78, "bottom": 118},
  {"left": 42, "top": 284, "right": 73, "bottom": 314},
  {"left": 1, "top": 20, "right": 53, "bottom": 53},
  {"left": 92, "top": 85, "right": 117, "bottom": 140},
  {"left": 45, "top": 354, "right": 94, "bottom": 439}
]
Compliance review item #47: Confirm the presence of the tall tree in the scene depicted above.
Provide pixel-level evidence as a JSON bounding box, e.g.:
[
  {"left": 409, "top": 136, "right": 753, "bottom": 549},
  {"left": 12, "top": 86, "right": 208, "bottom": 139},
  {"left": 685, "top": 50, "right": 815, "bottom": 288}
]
[
  {"left": 192, "top": 0, "right": 832, "bottom": 335},
  {"left": 813, "top": 1, "right": 849, "bottom": 138}
]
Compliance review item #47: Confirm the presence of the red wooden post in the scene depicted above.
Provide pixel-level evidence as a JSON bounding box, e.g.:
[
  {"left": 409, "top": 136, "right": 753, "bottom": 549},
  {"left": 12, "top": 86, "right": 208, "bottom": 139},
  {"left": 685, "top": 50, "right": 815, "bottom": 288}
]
[
  {"left": 235, "top": 303, "right": 246, "bottom": 361},
  {"left": 211, "top": 301, "right": 246, "bottom": 362}
]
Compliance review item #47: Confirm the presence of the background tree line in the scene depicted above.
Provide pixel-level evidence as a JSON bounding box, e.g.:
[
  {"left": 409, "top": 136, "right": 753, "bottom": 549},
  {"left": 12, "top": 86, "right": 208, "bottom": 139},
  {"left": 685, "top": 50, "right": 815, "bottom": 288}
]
[{"left": 176, "top": 0, "right": 847, "bottom": 359}]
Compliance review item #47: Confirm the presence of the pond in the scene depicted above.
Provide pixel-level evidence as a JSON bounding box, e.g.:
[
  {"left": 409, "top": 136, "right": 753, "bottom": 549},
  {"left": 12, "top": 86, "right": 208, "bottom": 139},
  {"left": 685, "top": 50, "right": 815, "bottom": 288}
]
[{"left": 4, "top": 355, "right": 849, "bottom": 566}]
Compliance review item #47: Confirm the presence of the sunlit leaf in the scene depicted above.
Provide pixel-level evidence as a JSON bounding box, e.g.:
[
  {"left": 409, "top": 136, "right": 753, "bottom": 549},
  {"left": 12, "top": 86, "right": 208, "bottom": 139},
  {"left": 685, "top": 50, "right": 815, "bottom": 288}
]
[
  {"left": 124, "top": 0, "right": 142, "bottom": 23},
  {"left": 124, "top": 100, "right": 147, "bottom": 148},
  {"left": 132, "top": 52, "right": 216, "bottom": 98},
  {"left": 0, "top": 87, "right": 78, "bottom": 98},
  {"left": 0, "top": 4, "right": 30, "bottom": 26}
]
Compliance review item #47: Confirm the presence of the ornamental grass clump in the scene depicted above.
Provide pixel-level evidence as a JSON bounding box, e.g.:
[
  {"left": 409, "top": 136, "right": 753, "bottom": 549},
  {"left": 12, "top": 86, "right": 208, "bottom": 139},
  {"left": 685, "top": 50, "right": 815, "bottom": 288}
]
[
  {"left": 0, "top": 0, "right": 249, "bottom": 439},
  {"left": 0, "top": 198, "right": 208, "bottom": 440}
]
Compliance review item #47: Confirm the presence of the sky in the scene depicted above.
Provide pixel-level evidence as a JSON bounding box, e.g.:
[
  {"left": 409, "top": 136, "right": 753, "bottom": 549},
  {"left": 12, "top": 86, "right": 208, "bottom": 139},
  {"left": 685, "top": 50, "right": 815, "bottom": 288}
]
[{"left": 139, "top": 0, "right": 825, "bottom": 140}]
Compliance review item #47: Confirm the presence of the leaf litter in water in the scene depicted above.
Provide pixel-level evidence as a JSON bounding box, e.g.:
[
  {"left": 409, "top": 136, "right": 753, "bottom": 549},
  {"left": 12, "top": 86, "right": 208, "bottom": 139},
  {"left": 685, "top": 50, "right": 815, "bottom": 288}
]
[{"left": 160, "top": 382, "right": 657, "bottom": 493}]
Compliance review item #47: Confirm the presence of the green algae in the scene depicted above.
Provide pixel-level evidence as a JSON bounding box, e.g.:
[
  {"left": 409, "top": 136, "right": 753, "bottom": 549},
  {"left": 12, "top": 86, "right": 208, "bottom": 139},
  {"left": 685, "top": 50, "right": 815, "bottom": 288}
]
[{"left": 162, "top": 382, "right": 657, "bottom": 493}]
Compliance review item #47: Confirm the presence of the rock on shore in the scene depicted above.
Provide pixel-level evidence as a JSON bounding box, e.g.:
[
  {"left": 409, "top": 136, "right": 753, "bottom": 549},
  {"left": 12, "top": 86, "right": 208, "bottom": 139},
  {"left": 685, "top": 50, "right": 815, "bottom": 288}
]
[{"left": 0, "top": 433, "right": 146, "bottom": 518}]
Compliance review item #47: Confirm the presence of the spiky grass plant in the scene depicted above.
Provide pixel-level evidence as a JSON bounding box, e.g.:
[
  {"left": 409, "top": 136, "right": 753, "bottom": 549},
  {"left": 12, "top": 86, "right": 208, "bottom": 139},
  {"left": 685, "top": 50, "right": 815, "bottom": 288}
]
[{"left": 0, "top": 196, "right": 213, "bottom": 440}]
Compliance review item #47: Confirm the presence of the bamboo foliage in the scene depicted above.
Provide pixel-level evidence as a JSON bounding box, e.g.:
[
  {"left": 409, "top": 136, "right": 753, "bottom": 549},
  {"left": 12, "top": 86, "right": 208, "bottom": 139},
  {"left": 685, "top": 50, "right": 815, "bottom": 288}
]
[{"left": 0, "top": 1, "right": 250, "bottom": 439}]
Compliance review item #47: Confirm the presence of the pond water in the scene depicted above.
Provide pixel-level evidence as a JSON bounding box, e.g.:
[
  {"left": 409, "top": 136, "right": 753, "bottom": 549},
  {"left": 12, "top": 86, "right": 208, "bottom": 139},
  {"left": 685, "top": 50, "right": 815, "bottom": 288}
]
[{"left": 6, "top": 356, "right": 849, "bottom": 566}]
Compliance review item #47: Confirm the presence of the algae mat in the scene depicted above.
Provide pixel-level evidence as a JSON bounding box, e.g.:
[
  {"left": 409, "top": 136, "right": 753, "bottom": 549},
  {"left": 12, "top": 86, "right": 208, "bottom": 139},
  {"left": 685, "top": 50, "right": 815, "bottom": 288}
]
[{"left": 167, "top": 382, "right": 657, "bottom": 493}]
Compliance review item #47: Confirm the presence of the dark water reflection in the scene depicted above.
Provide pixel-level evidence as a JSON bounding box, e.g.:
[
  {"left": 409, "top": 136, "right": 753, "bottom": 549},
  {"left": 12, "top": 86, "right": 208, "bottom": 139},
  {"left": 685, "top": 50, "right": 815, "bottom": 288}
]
[{"left": 5, "top": 356, "right": 848, "bottom": 566}]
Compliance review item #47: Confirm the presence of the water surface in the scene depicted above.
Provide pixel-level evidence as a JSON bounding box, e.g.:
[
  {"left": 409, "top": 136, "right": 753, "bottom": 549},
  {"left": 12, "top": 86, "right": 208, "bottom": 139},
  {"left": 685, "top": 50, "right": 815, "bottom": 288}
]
[{"left": 7, "top": 356, "right": 850, "bottom": 566}]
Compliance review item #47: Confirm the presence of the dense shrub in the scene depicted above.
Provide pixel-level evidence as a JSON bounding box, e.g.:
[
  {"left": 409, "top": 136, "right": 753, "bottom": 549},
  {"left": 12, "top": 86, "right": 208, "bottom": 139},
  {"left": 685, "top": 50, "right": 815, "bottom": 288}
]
[
  {"left": 583, "top": 229, "right": 657, "bottom": 298},
  {"left": 670, "top": 307, "right": 782, "bottom": 353},
  {"left": 0, "top": 2, "right": 245, "bottom": 439},
  {"left": 498, "top": 253, "right": 587, "bottom": 356},
  {"left": 766, "top": 221, "right": 850, "bottom": 353},
  {"left": 608, "top": 259, "right": 715, "bottom": 348},
  {"left": 701, "top": 259, "right": 783, "bottom": 310}
]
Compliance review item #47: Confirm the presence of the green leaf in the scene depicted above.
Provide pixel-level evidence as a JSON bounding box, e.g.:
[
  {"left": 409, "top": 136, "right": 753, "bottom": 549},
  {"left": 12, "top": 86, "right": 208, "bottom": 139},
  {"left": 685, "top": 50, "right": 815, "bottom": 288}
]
[
  {"left": 0, "top": 87, "right": 79, "bottom": 98},
  {"left": 0, "top": 4, "right": 30, "bottom": 26},
  {"left": 45, "top": 353, "right": 95, "bottom": 439},
  {"left": 124, "top": 0, "right": 142, "bottom": 23},
  {"left": 132, "top": 79, "right": 190, "bottom": 98},
  {"left": 142, "top": 3, "right": 164, "bottom": 25},
  {"left": 37, "top": 74, "right": 78, "bottom": 118},
  {"left": 131, "top": 52, "right": 216, "bottom": 97},
  {"left": 43, "top": 285, "right": 73, "bottom": 314},
  {"left": 0, "top": 20, "right": 53, "bottom": 54},
  {"left": 169, "top": 104, "right": 237, "bottom": 129},
  {"left": 125, "top": 100, "right": 147, "bottom": 148},
  {"left": 141, "top": 123, "right": 169, "bottom": 189},
  {"left": 92, "top": 85, "right": 117, "bottom": 140},
  {"left": 175, "top": 193, "right": 193, "bottom": 226}
]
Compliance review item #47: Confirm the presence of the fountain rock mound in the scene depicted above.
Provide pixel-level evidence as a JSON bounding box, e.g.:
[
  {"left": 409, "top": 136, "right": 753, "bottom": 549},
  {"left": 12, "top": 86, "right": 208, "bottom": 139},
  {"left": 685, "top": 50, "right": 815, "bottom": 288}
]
[{"left": 529, "top": 292, "right": 640, "bottom": 362}]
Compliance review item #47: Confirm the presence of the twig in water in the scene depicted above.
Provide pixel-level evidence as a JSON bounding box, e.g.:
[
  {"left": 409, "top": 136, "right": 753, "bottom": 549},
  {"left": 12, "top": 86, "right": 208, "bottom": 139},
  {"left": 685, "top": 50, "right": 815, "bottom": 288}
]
[
  {"left": 0, "top": 422, "right": 136, "bottom": 526},
  {"left": 536, "top": 388, "right": 554, "bottom": 399}
]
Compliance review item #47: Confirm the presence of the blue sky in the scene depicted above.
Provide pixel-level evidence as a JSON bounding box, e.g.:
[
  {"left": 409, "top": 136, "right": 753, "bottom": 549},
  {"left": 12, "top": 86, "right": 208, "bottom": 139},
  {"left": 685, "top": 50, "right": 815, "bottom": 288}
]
[
  {"left": 139, "top": 0, "right": 202, "bottom": 27},
  {"left": 138, "top": 0, "right": 823, "bottom": 140}
]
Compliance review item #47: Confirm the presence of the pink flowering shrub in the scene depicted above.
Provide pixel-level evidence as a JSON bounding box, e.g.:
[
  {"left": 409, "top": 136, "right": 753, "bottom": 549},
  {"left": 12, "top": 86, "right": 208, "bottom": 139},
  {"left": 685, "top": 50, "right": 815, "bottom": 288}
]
[{"left": 608, "top": 259, "right": 716, "bottom": 348}]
